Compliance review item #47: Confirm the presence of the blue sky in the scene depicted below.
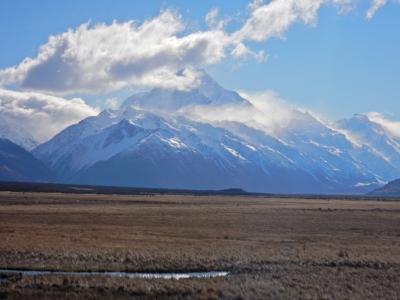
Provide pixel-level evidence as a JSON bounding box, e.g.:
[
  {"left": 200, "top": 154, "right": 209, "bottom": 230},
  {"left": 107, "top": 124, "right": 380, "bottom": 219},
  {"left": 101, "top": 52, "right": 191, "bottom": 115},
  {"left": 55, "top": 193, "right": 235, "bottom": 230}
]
[{"left": 0, "top": 0, "right": 399, "bottom": 120}]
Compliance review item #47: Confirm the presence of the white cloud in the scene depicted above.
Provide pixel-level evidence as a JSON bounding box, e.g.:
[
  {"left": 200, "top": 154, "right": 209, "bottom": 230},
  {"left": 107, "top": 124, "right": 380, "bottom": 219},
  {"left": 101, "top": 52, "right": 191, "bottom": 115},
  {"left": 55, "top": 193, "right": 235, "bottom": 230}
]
[
  {"left": 331, "top": 0, "right": 356, "bottom": 13},
  {"left": 232, "top": 0, "right": 361, "bottom": 43},
  {"left": 0, "top": 10, "right": 229, "bottom": 94},
  {"left": 205, "top": 8, "right": 220, "bottom": 28},
  {"left": 0, "top": 88, "right": 99, "bottom": 143},
  {"left": 183, "top": 89, "right": 312, "bottom": 136},
  {"left": 365, "top": 0, "right": 400, "bottom": 19},
  {"left": 366, "top": 0, "right": 387, "bottom": 19},
  {"left": 238, "top": 90, "right": 302, "bottom": 132},
  {"left": 367, "top": 112, "right": 400, "bottom": 138},
  {"left": 232, "top": 0, "right": 324, "bottom": 43},
  {"left": 231, "top": 43, "right": 266, "bottom": 62}
]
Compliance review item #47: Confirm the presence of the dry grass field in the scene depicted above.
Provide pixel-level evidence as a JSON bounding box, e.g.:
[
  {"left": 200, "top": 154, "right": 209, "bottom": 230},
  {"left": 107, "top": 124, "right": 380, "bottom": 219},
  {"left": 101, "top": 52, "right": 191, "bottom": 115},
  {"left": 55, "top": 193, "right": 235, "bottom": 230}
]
[{"left": 0, "top": 191, "right": 400, "bottom": 299}]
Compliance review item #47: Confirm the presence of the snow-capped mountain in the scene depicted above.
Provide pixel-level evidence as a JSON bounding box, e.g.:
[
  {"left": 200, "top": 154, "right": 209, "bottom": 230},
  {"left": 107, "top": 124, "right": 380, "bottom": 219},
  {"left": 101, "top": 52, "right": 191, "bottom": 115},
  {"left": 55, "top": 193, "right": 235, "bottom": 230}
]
[
  {"left": 121, "top": 71, "right": 249, "bottom": 112},
  {"left": 34, "top": 108, "right": 317, "bottom": 192},
  {"left": 33, "top": 72, "right": 400, "bottom": 194}
]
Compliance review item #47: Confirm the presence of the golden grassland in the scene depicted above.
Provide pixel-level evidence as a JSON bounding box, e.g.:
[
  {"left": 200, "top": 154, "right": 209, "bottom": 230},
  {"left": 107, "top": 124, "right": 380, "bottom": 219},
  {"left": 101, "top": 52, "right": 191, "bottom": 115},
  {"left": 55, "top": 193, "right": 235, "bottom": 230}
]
[{"left": 0, "top": 191, "right": 400, "bottom": 299}]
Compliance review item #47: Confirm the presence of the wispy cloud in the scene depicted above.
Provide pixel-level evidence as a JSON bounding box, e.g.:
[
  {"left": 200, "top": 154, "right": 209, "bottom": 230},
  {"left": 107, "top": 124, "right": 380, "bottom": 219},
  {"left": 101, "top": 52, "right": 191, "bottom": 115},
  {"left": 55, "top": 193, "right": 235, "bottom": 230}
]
[
  {"left": 367, "top": 112, "right": 400, "bottom": 138},
  {"left": 366, "top": 0, "right": 387, "bottom": 19},
  {"left": 183, "top": 89, "right": 316, "bottom": 136}
]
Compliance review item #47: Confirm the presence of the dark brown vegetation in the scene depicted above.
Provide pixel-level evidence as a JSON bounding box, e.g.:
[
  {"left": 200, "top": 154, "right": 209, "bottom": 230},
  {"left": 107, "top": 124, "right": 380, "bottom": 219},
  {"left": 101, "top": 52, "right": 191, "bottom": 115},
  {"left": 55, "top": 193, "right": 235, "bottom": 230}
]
[{"left": 0, "top": 191, "right": 400, "bottom": 299}]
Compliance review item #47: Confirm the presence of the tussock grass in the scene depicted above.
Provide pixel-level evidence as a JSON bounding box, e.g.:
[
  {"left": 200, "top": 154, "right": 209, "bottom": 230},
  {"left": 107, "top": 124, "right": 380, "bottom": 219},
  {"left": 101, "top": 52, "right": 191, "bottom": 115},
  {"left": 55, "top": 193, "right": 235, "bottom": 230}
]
[{"left": 1, "top": 192, "right": 400, "bottom": 298}]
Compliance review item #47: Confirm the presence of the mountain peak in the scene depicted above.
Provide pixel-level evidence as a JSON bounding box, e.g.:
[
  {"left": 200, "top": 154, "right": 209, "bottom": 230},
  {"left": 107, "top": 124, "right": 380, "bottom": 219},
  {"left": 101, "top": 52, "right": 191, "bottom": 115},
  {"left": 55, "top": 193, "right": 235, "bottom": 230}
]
[
  {"left": 352, "top": 113, "right": 371, "bottom": 122},
  {"left": 340, "top": 113, "right": 384, "bottom": 134},
  {"left": 121, "top": 70, "right": 249, "bottom": 112}
]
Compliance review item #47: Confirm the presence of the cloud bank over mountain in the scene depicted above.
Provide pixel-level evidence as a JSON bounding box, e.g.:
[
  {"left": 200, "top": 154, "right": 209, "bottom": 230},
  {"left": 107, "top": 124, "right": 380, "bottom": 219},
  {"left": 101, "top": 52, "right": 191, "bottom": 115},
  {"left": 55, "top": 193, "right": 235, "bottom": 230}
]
[
  {"left": 0, "top": 89, "right": 98, "bottom": 144},
  {"left": 183, "top": 89, "right": 303, "bottom": 136}
]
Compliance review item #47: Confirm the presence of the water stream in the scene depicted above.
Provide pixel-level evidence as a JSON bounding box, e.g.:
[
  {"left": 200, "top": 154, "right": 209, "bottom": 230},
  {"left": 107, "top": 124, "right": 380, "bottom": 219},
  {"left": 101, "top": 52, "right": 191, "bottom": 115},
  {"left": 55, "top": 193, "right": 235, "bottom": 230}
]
[{"left": 0, "top": 269, "right": 229, "bottom": 280}]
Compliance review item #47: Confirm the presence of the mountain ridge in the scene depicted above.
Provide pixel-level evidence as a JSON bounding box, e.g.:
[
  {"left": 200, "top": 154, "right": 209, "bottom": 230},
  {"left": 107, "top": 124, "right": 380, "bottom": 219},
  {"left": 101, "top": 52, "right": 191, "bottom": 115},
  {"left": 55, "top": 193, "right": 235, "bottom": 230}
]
[{"left": 31, "top": 72, "right": 400, "bottom": 194}]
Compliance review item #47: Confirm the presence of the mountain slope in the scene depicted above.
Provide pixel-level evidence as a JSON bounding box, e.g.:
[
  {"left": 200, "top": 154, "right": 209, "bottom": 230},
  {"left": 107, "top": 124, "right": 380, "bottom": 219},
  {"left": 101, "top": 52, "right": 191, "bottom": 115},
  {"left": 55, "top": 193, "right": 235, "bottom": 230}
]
[
  {"left": 34, "top": 108, "right": 387, "bottom": 193},
  {"left": 70, "top": 114, "right": 329, "bottom": 193},
  {"left": 0, "top": 138, "right": 52, "bottom": 182},
  {"left": 34, "top": 108, "right": 321, "bottom": 193}
]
